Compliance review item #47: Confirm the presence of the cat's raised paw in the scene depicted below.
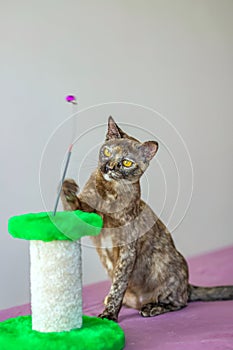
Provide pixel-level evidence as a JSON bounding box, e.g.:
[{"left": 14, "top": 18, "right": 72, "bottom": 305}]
[{"left": 62, "top": 179, "right": 79, "bottom": 201}]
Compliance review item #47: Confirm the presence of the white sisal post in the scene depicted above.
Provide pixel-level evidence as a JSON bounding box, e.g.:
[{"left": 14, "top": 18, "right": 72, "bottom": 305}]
[{"left": 30, "top": 240, "right": 82, "bottom": 332}]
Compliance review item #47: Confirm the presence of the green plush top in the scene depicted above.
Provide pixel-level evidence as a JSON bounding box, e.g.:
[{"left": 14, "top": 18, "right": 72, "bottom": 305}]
[
  {"left": 0, "top": 315, "right": 125, "bottom": 350},
  {"left": 8, "top": 211, "right": 103, "bottom": 242}
]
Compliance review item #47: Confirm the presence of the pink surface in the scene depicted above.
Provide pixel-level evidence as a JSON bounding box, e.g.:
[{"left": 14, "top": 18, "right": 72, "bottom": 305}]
[{"left": 1, "top": 246, "right": 233, "bottom": 349}]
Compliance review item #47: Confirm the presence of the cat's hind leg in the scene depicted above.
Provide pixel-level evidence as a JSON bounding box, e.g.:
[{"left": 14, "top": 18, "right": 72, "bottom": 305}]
[{"left": 140, "top": 302, "right": 186, "bottom": 317}]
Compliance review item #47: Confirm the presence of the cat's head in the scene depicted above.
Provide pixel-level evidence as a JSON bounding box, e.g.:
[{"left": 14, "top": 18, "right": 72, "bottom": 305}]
[{"left": 98, "top": 117, "right": 158, "bottom": 183}]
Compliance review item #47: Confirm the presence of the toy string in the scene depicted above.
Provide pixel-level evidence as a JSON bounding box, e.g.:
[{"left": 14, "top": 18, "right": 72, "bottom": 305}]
[
  {"left": 53, "top": 100, "right": 77, "bottom": 216},
  {"left": 53, "top": 144, "right": 73, "bottom": 216}
]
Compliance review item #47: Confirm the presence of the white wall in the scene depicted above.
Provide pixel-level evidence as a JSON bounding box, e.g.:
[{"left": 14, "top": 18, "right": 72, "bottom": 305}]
[{"left": 1, "top": 0, "right": 233, "bottom": 309}]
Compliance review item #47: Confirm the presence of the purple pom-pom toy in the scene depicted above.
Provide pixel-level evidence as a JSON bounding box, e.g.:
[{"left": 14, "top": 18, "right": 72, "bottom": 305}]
[{"left": 66, "top": 95, "right": 77, "bottom": 104}]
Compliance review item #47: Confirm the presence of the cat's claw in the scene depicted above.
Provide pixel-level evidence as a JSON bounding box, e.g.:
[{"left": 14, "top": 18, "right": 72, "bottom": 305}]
[{"left": 98, "top": 312, "right": 118, "bottom": 323}]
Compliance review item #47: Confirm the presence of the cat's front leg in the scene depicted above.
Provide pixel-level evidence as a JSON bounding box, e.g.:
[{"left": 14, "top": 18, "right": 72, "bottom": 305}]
[
  {"left": 61, "top": 179, "right": 81, "bottom": 211},
  {"left": 99, "top": 243, "right": 136, "bottom": 322}
]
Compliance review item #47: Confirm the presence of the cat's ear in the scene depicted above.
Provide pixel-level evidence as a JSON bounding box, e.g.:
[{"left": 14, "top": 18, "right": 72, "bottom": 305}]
[
  {"left": 140, "top": 141, "right": 159, "bottom": 161},
  {"left": 106, "top": 116, "right": 127, "bottom": 140}
]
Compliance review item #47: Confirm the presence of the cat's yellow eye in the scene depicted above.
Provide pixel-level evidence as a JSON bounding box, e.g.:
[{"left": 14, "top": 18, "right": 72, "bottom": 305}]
[
  {"left": 122, "top": 159, "right": 133, "bottom": 167},
  {"left": 103, "top": 148, "right": 111, "bottom": 157}
]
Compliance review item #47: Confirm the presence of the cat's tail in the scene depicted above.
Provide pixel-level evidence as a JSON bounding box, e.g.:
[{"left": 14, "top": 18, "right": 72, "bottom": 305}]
[{"left": 188, "top": 284, "right": 233, "bottom": 302}]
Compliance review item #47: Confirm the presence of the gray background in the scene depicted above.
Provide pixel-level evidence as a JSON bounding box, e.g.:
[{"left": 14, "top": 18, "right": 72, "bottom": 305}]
[{"left": 1, "top": 0, "right": 233, "bottom": 309}]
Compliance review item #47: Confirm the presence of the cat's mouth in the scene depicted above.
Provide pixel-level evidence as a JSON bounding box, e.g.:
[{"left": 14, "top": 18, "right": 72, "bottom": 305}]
[{"left": 102, "top": 170, "right": 121, "bottom": 182}]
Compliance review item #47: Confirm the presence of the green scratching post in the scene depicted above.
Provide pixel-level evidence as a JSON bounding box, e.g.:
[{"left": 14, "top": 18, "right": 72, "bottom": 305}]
[
  {"left": 8, "top": 210, "right": 103, "bottom": 333},
  {"left": 0, "top": 210, "right": 125, "bottom": 350}
]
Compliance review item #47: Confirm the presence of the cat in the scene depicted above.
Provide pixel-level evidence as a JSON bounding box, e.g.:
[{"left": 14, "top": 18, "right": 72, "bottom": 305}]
[{"left": 61, "top": 116, "right": 233, "bottom": 322}]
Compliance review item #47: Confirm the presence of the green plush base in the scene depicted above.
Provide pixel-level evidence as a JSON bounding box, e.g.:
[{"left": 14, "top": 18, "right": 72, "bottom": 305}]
[
  {"left": 8, "top": 210, "right": 103, "bottom": 241},
  {"left": 0, "top": 315, "right": 125, "bottom": 350}
]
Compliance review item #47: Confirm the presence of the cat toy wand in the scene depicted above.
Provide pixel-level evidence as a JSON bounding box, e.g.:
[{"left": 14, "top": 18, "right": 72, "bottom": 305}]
[{"left": 53, "top": 95, "right": 77, "bottom": 216}]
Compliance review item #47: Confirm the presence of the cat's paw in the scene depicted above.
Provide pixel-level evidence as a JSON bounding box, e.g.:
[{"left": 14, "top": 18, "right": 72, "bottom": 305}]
[
  {"left": 98, "top": 311, "right": 118, "bottom": 323},
  {"left": 61, "top": 179, "right": 79, "bottom": 201},
  {"left": 140, "top": 303, "right": 154, "bottom": 317}
]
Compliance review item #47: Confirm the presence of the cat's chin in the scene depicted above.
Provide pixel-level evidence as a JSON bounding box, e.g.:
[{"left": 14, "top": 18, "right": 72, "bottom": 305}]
[{"left": 103, "top": 173, "right": 114, "bottom": 182}]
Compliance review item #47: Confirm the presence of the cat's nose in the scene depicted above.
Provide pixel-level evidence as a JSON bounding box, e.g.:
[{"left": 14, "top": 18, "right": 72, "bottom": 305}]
[{"left": 105, "top": 162, "right": 115, "bottom": 172}]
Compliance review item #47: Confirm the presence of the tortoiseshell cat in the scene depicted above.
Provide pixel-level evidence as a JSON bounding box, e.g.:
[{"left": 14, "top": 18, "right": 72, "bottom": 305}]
[{"left": 61, "top": 117, "right": 233, "bottom": 322}]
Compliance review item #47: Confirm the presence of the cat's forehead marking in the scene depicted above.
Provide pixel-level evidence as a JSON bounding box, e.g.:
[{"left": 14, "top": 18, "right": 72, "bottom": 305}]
[
  {"left": 113, "top": 146, "right": 122, "bottom": 153},
  {"left": 106, "top": 140, "right": 138, "bottom": 153},
  {"left": 106, "top": 144, "right": 123, "bottom": 155}
]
